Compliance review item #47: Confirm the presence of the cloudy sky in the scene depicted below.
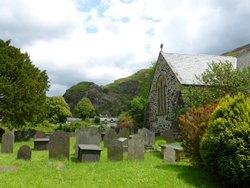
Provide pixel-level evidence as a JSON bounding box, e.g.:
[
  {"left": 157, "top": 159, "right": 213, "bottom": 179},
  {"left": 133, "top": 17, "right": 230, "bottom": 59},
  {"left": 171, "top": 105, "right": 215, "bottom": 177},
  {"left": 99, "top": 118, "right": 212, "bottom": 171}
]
[{"left": 1, "top": 0, "right": 250, "bottom": 96}]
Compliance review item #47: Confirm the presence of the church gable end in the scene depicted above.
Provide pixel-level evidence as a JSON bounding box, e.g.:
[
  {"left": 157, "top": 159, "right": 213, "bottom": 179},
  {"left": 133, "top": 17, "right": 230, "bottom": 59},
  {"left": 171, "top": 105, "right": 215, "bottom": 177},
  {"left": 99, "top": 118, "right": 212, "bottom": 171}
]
[{"left": 145, "top": 52, "right": 182, "bottom": 134}]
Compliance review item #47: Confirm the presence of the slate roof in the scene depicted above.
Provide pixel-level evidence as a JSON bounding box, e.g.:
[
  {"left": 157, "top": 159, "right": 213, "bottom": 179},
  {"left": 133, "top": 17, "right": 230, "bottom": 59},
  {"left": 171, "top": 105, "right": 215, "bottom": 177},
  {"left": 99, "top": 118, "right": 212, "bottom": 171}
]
[{"left": 161, "top": 52, "right": 237, "bottom": 85}]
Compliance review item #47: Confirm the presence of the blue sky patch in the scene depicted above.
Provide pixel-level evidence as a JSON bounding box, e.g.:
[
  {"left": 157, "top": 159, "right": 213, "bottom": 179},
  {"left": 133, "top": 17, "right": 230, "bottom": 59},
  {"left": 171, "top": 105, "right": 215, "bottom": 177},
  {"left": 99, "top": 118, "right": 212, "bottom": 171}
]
[
  {"left": 76, "top": 0, "right": 101, "bottom": 12},
  {"left": 86, "top": 26, "right": 98, "bottom": 33}
]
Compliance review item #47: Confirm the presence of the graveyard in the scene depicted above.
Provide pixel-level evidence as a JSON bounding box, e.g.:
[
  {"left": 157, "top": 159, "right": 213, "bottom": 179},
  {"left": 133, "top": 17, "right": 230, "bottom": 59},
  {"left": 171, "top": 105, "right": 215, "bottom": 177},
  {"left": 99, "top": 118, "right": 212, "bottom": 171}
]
[{"left": 0, "top": 128, "right": 221, "bottom": 188}]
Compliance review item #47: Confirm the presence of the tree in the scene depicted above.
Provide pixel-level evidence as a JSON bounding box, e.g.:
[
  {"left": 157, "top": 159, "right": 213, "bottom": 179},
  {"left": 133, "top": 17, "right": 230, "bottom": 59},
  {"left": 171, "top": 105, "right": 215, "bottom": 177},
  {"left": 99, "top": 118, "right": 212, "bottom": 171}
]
[
  {"left": 182, "top": 61, "right": 250, "bottom": 108},
  {"left": 117, "top": 112, "right": 134, "bottom": 130},
  {"left": 0, "top": 39, "right": 49, "bottom": 127},
  {"left": 74, "top": 97, "right": 95, "bottom": 119},
  {"left": 130, "top": 61, "right": 156, "bottom": 126},
  {"left": 179, "top": 102, "right": 218, "bottom": 164},
  {"left": 200, "top": 93, "right": 250, "bottom": 186},
  {"left": 46, "top": 96, "right": 71, "bottom": 124},
  {"left": 130, "top": 96, "right": 146, "bottom": 128}
]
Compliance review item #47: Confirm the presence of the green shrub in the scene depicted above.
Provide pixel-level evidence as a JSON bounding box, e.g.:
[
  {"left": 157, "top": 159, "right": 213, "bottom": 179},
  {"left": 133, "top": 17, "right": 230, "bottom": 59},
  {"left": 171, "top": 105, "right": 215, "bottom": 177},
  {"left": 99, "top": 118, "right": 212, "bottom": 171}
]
[
  {"left": 200, "top": 93, "right": 250, "bottom": 186},
  {"left": 179, "top": 102, "right": 218, "bottom": 164},
  {"left": 116, "top": 112, "right": 134, "bottom": 132},
  {"left": 94, "top": 116, "right": 100, "bottom": 124}
]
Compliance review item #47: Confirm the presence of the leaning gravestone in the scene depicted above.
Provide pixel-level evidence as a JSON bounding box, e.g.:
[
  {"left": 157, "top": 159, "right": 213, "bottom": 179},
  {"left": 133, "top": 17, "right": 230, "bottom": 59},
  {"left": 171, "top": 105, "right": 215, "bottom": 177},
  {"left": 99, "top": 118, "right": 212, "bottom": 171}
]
[
  {"left": 163, "top": 130, "right": 175, "bottom": 143},
  {"left": 49, "top": 130, "right": 70, "bottom": 160},
  {"left": 128, "top": 134, "right": 144, "bottom": 160},
  {"left": 35, "top": 131, "right": 46, "bottom": 138},
  {"left": 108, "top": 139, "right": 123, "bottom": 161},
  {"left": 118, "top": 128, "right": 130, "bottom": 138},
  {"left": 104, "top": 129, "right": 117, "bottom": 147},
  {"left": 1, "top": 132, "right": 14, "bottom": 153},
  {"left": 17, "top": 145, "right": 31, "bottom": 160}
]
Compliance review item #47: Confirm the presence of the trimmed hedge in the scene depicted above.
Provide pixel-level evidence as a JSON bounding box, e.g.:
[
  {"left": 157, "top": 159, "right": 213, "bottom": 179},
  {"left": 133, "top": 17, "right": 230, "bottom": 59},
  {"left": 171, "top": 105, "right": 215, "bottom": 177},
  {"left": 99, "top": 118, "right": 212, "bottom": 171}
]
[{"left": 200, "top": 93, "right": 250, "bottom": 186}]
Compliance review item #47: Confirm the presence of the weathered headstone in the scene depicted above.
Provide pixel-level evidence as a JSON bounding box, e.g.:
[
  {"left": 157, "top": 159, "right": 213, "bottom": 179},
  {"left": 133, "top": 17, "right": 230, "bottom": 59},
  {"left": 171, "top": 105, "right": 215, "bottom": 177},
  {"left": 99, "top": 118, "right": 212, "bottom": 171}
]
[
  {"left": 75, "top": 128, "right": 101, "bottom": 156},
  {"left": 164, "top": 147, "right": 176, "bottom": 162},
  {"left": 49, "top": 130, "right": 70, "bottom": 160},
  {"left": 140, "top": 128, "right": 155, "bottom": 149},
  {"left": 17, "top": 145, "right": 31, "bottom": 160},
  {"left": 118, "top": 128, "right": 129, "bottom": 138},
  {"left": 1, "top": 132, "right": 14, "bottom": 153},
  {"left": 80, "top": 126, "right": 87, "bottom": 132},
  {"left": 35, "top": 131, "right": 46, "bottom": 138},
  {"left": 128, "top": 134, "right": 144, "bottom": 160},
  {"left": 104, "top": 129, "right": 117, "bottom": 147},
  {"left": 108, "top": 139, "right": 123, "bottom": 161},
  {"left": 117, "top": 137, "right": 128, "bottom": 152},
  {"left": 163, "top": 130, "right": 175, "bottom": 143}
]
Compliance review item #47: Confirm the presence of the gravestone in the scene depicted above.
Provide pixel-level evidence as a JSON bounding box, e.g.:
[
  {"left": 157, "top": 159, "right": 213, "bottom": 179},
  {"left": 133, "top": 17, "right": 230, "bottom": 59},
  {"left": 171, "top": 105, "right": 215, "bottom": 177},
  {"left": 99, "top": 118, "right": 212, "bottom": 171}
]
[
  {"left": 80, "top": 126, "right": 87, "bottom": 132},
  {"left": 164, "top": 147, "right": 176, "bottom": 162},
  {"left": 104, "top": 129, "right": 117, "bottom": 147},
  {"left": 1, "top": 132, "right": 14, "bottom": 153},
  {"left": 78, "top": 144, "right": 102, "bottom": 162},
  {"left": 35, "top": 131, "right": 46, "bottom": 138},
  {"left": 163, "top": 130, "right": 175, "bottom": 143},
  {"left": 108, "top": 139, "right": 123, "bottom": 161},
  {"left": 17, "top": 145, "right": 31, "bottom": 160},
  {"left": 75, "top": 128, "right": 101, "bottom": 156},
  {"left": 118, "top": 128, "right": 129, "bottom": 138},
  {"left": 140, "top": 128, "right": 155, "bottom": 150},
  {"left": 49, "top": 130, "right": 70, "bottom": 160},
  {"left": 117, "top": 137, "right": 128, "bottom": 152},
  {"left": 128, "top": 134, "right": 144, "bottom": 160}
]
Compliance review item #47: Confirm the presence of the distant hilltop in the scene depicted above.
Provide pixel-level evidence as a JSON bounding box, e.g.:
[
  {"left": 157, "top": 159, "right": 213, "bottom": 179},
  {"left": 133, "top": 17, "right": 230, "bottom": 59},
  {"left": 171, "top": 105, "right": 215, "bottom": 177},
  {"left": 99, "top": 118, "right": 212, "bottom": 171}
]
[{"left": 63, "top": 69, "right": 151, "bottom": 116}]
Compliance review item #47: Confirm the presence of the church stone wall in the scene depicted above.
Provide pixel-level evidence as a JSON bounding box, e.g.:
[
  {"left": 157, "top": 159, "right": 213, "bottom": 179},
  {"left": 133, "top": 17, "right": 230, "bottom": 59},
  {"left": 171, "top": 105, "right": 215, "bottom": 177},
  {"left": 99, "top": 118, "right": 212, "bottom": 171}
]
[{"left": 145, "top": 52, "right": 182, "bottom": 134}]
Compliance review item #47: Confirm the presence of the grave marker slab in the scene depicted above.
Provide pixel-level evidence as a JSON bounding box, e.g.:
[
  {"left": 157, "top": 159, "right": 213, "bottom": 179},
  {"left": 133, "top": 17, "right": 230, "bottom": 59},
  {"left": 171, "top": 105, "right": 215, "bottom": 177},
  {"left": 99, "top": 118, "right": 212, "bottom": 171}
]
[
  {"left": 17, "top": 145, "right": 31, "bottom": 160},
  {"left": 163, "top": 130, "right": 175, "bottom": 143},
  {"left": 104, "top": 129, "right": 117, "bottom": 147},
  {"left": 78, "top": 144, "right": 102, "bottom": 162},
  {"left": 1, "top": 132, "right": 14, "bottom": 153},
  {"left": 49, "top": 130, "right": 70, "bottom": 160},
  {"left": 118, "top": 128, "right": 129, "bottom": 138},
  {"left": 34, "top": 138, "right": 50, "bottom": 150},
  {"left": 108, "top": 139, "right": 123, "bottom": 161},
  {"left": 75, "top": 128, "right": 101, "bottom": 156},
  {"left": 128, "top": 134, "right": 144, "bottom": 160},
  {"left": 164, "top": 147, "right": 176, "bottom": 162}
]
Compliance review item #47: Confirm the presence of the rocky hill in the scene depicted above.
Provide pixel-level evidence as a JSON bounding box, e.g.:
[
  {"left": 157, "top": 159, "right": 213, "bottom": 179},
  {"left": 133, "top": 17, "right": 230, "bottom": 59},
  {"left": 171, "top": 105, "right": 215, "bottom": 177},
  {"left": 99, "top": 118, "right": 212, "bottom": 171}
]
[
  {"left": 222, "top": 43, "right": 250, "bottom": 56},
  {"left": 63, "top": 69, "right": 151, "bottom": 116}
]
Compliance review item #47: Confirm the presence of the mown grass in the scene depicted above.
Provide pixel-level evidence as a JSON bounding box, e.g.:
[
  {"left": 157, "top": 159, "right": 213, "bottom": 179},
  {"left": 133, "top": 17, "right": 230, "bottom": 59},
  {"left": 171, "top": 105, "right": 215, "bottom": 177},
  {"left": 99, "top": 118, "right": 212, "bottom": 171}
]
[{"left": 0, "top": 137, "right": 221, "bottom": 188}]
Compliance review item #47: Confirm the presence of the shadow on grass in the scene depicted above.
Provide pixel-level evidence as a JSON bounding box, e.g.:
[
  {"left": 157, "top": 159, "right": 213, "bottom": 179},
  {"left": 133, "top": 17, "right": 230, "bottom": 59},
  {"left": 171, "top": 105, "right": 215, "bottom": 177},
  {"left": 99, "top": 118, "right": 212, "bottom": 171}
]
[{"left": 155, "top": 163, "right": 222, "bottom": 188}]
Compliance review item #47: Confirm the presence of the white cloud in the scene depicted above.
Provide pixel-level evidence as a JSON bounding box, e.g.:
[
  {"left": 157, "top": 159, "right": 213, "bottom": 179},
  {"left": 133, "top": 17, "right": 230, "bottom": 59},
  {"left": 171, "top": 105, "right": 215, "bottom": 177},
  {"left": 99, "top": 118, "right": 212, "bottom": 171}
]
[{"left": 1, "top": 0, "right": 250, "bottom": 96}]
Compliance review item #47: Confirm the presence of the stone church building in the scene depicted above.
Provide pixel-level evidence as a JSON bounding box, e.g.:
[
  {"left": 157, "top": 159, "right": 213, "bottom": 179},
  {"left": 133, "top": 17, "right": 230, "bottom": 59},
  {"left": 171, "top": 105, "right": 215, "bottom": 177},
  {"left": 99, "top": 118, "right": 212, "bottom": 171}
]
[{"left": 144, "top": 49, "right": 238, "bottom": 134}]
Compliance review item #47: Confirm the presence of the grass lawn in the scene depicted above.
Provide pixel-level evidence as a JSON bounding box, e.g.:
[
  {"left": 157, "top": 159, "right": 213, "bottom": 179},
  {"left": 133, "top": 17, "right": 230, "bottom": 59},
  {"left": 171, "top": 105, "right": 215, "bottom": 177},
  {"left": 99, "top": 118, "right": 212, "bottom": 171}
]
[{"left": 0, "top": 136, "right": 221, "bottom": 188}]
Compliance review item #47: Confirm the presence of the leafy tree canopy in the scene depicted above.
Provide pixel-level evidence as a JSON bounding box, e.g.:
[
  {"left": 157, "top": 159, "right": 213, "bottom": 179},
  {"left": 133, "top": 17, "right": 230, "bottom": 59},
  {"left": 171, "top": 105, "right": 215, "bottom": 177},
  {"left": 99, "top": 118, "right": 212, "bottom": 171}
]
[
  {"left": 0, "top": 39, "right": 49, "bottom": 127},
  {"left": 181, "top": 61, "right": 250, "bottom": 108},
  {"left": 129, "top": 61, "right": 156, "bottom": 126},
  {"left": 74, "top": 97, "right": 95, "bottom": 119},
  {"left": 46, "top": 96, "right": 71, "bottom": 124}
]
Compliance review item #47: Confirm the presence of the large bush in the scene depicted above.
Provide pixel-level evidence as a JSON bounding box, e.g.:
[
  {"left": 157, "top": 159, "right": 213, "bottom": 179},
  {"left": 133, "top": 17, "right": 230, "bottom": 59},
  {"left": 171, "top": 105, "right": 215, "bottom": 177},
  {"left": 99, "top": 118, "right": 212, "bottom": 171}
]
[
  {"left": 179, "top": 102, "right": 218, "bottom": 164},
  {"left": 200, "top": 93, "right": 250, "bottom": 186}
]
